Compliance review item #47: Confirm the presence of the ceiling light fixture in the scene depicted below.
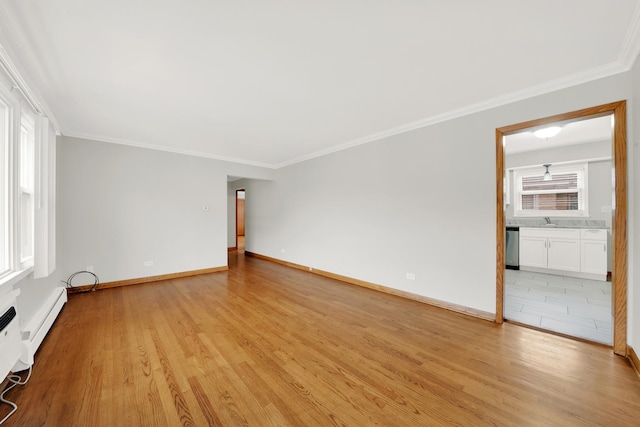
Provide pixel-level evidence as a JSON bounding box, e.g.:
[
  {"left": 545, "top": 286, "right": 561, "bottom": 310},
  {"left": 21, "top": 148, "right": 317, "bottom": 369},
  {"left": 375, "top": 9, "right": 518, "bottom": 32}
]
[
  {"left": 543, "top": 164, "right": 552, "bottom": 181},
  {"left": 533, "top": 126, "right": 562, "bottom": 139}
]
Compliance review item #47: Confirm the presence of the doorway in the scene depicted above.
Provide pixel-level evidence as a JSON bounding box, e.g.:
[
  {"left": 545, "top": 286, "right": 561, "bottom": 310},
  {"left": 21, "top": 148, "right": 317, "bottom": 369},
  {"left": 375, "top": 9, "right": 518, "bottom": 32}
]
[
  {"left": 495, "top": 101, "right": 627, "bottom": 356},
  {"left": 236, "top": 189, "right": 245, "bottom": 253}
]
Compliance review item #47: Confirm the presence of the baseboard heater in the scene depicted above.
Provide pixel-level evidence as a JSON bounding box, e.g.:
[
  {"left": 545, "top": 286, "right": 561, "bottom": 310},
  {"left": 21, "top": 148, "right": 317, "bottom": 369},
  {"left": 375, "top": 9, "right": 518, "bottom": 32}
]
[
  {"left": 0, "top": 290, "right": 21, "bottom": 380},
  {"left": 12, "top": 286, "right": 67, "bottom": 372}
]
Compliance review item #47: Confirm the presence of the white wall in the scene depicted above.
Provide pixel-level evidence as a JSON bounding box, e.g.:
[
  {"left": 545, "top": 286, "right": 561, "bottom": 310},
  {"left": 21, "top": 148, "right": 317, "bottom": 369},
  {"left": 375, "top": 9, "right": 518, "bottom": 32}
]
[
  {"left": 56, "top": 136, "right": 271, "bottom": 285},
  {"left": 243, "top": 72, "right": 633, "bottom": 316}
]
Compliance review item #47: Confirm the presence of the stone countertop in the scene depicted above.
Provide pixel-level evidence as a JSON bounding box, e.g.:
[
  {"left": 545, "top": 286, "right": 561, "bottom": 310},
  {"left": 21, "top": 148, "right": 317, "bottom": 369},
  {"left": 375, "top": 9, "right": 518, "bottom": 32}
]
[
  {"left": 506, "top": 219, "right": 608, "bottom": 230},
  {"left": 518, "top": 224, "right": 609, "bottom": 230}
]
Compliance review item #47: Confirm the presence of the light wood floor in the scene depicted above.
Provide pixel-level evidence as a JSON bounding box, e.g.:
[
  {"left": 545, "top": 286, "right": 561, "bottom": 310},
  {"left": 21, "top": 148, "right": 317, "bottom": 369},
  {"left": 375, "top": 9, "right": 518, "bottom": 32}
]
[{"left": 2, "top": 252, "right": 640, "bottom": 426}]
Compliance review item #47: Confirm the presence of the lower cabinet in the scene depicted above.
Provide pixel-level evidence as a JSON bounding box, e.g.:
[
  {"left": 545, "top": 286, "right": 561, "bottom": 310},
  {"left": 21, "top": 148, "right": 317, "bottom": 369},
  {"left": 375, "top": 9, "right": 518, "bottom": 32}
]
[
  {"left": 547, "top": 237, "right": 581, "bottom": 272},
  {"left": 519, "top": 235, "right": 547, "bottom": 269},
  {"left": 580, "top": 229, "right": 607, "bottom": 280},
  {"left": 519, "top": 227, "right": 607, "bottom": 280}
]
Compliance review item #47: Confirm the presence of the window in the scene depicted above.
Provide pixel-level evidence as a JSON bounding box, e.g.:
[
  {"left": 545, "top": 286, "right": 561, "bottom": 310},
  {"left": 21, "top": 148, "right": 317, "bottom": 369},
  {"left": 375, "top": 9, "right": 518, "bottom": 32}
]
[
  {"left": 0, "top": 98, "right": 9, "bottom": 276},
  {"left": 0, "top": 90, "right": 42, "bottom": 283},
  {"left": 0, "top": 53, "right": 55, "bottom": 287},
  {"left": 20, "top": 112, "right": 35, "bottom": 265},
  {"left": 513, "top": 162, "right": 589, "bottom": 217}
]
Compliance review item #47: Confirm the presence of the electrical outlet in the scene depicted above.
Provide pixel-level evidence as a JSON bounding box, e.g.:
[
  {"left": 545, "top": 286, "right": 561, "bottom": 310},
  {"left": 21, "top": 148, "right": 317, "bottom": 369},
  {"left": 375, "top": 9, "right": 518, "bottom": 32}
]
[
  {"left": 144, "top": 260, "right": 154, "bottom": 267},
  {"left": 406, "top": 273, "right": 416, "bottom": 280}
]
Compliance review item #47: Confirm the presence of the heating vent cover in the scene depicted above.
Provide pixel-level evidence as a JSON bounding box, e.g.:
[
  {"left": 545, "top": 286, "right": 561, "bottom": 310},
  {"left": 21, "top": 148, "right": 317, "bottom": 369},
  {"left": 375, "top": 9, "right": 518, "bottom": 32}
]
[{"left": 0, "top": 306, "right": 17, "bottom": 332}]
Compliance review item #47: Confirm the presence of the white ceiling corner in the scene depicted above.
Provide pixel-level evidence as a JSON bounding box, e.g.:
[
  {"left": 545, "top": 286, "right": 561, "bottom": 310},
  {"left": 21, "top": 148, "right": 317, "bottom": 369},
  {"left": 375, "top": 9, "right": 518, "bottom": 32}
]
[
  {"left": 0, "top": 1, "right": 638, "bottom": 169},
  {"left": 0, "top": 4, "right": 61, "bottom": 133}
]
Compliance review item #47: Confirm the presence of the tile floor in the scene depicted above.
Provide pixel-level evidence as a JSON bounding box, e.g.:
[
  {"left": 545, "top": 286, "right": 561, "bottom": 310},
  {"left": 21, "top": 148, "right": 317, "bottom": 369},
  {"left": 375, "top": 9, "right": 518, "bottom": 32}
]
[{"left": 504, "top": 269, "right": 612, "bottom": 345}]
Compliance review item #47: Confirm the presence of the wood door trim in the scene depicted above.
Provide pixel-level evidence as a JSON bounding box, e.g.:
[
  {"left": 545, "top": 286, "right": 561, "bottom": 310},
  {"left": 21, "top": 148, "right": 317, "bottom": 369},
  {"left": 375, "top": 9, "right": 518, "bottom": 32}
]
[
  {"left": 495, "top": 100, "right": 627, "bottom": 356},
  {"left": 235, "top": 188, "right": 245, "bottom": 250},
  {"left": 629, "top": 346, "right": 640, "bottom": 378}
]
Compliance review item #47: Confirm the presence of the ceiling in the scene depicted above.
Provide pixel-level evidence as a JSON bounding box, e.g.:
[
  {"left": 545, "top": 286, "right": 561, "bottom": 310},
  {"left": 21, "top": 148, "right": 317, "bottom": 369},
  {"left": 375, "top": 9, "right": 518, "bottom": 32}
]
[
  {"left": 0, "top": 1, "right": 638, "bottom": 168},
  {"left": 505, "top": 115, "right": 613, "bottom": 154}
]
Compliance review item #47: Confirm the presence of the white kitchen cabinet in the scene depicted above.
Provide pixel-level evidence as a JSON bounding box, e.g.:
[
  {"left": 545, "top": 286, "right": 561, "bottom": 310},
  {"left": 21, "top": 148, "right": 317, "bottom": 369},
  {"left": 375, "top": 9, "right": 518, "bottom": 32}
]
[
  {"left": 520, "top": 228, "right": 581, "bottom": 272},
  {"left": 580, "top": 229, "right": 607, "bottom": 280},
  {"left": 518, "top": 227, "right": 607, "bottom": 281},
  {"left": 547, "top": 237, "right": 581, "bottom": 272},
  {"left": 519, "top": 235, "right": 548, "bottom": 269}
]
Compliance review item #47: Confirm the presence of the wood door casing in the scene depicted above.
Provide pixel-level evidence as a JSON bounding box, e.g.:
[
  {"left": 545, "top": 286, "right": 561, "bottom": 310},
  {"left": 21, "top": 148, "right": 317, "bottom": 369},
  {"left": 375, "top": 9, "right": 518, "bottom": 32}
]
[
  {"left": 237, "top": 198, "right": 245, "bottom": 236},
  {"left": 495, "top": 100, "right": 627, "bottom": 356}
]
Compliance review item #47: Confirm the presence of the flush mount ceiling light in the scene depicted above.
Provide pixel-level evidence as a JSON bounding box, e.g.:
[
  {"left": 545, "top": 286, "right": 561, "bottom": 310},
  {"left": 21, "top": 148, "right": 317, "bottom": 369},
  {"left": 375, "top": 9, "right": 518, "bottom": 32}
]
[
  {"left": 543, "top": 163, "right": 552, "bottom": 181},
  {"left": 533, "top": 126, "right": 562, "bottom": 139}
]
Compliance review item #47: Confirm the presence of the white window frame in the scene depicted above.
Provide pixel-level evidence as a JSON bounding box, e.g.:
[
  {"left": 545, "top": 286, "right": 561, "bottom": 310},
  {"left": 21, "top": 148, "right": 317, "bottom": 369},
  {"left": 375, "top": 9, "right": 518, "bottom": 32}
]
[
  {"left": 0, "top": 88, "right": 38, "bottom": 286},
  {"left": 19, "top": 110, "right": 35, "bottom": 267},
  {"left": 513, "top": 162, "right": 589, "bottom": 218},
  {"left": 0, "top": 95, "right": 11, "bottom": 278}
]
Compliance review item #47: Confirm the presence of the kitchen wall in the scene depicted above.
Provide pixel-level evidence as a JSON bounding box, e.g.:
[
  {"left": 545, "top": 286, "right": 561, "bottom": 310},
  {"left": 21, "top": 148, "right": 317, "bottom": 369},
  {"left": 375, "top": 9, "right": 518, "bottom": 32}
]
[
  {"left": 505, "top": 144, "right": 613, "bottom": 268},
  {"left": 505, "top": 137, "right": 613, "bottom": 227},
  {"left": 241, "top": 72, "right": 632, "bottom": 316}
]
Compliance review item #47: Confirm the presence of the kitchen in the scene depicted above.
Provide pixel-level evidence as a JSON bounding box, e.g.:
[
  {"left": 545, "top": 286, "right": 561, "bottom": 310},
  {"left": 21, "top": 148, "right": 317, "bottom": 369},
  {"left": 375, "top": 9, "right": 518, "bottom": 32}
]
[{"left": 503, "top": 115, "right": 613, "bottom": 344}]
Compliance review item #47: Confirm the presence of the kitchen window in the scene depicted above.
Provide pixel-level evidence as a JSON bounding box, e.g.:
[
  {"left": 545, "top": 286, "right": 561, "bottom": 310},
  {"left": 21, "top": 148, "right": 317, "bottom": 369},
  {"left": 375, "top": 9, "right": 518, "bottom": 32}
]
[{"left": 513, "top": 162, "right": 589, "bottom": 217}]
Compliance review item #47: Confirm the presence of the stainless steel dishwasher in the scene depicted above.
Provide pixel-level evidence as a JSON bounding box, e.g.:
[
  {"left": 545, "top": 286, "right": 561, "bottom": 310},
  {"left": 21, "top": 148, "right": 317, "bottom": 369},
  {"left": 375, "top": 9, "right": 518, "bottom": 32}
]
[{"left": 505, "top": 226, "right": 519, "bottom": 270}]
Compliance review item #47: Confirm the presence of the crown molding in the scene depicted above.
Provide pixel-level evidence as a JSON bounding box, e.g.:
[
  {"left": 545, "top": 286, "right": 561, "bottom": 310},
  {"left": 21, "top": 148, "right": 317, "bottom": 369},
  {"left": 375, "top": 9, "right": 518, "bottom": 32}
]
[
  {"left": 62, "top": 131, "right": 277, "bottom": 169},
  {"left": 0, "top": 1, "right": 636, "bottom": 171},
  {"left": 618, "top": 1, "right": 640, "bottom": 70},
  {"left": 67, "top": 58, "right": 630, "bottom": 171},
  {"left": 275, "top": 61, "right": 627, "bottom": 169}
]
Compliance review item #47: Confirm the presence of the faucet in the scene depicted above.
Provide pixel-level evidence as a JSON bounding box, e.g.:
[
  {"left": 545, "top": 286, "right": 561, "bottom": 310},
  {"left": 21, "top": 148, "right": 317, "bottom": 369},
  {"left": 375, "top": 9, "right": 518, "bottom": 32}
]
[{"left": 544, "top": 217, "right": 551, "bottom": 224}]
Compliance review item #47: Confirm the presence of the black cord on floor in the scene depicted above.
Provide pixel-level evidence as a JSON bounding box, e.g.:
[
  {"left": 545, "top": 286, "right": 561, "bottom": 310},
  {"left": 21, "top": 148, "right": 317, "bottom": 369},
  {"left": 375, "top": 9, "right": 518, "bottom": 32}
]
[{"left": 63, "top": 271, "right": 100, "bottom": 293}]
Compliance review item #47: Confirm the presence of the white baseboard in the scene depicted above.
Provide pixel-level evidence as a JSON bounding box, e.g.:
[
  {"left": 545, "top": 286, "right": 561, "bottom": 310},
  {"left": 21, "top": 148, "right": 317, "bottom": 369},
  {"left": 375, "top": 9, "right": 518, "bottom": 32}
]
[{"left": 12, "top": 286, "right": 67, "bottom": 371}]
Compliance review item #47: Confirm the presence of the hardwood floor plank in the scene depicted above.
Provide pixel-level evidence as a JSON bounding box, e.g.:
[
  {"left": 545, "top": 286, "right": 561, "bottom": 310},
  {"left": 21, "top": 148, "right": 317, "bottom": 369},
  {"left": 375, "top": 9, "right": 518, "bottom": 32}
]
[
  {"left": 2, "top": 252, "right": 639, "bottom": 426},
  {"left": 141, "top": 326, "right": 187, "bottom": 427},
  {"left": 188, "top": 376, "right": 225, "bottom": 427}
]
